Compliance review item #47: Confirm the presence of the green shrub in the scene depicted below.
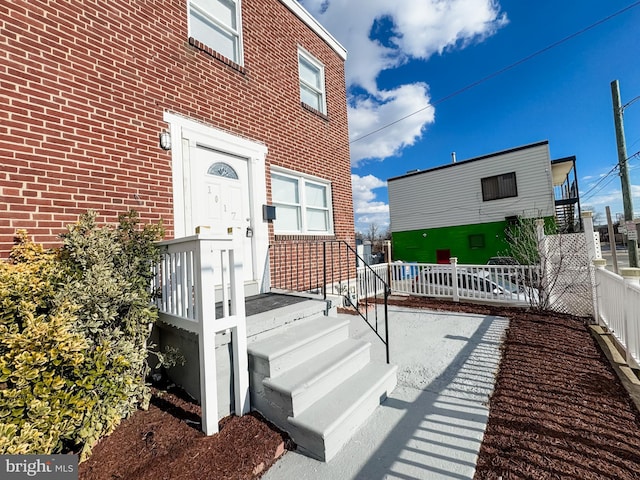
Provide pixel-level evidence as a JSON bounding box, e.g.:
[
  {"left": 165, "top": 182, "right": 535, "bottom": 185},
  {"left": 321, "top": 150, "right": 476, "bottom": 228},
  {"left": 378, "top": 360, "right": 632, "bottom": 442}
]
[{"left": 0, "top": 211, "right": 163, "bottom": 459}]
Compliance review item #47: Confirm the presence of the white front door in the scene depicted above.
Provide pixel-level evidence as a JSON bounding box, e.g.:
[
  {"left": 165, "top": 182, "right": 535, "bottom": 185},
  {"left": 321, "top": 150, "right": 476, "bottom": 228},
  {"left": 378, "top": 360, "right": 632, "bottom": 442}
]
[
  {"left": 164, "top": 112, "right": 269, "bottom": 296},
  {"left": 188, "top": 144, "right": 255, "bottom": 281},
  {"left": 189, "top": 142, "right": 255, "bottom": 282}
]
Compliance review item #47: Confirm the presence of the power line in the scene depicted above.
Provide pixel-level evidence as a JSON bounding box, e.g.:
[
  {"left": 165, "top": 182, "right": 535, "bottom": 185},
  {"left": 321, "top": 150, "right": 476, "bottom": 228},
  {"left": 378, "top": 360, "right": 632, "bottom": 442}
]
[
  {"left": 628, "top": 136, "right": 640, "bottom": 149},
  {"left": 628, "top": 149, "right": 640, "bottom": 162},
  {"left": 581, "top": 150, "right": 640, "bottom": 202},
  {"left": 350, "top": 1, "right": 640, "bottom": 145},
  {"left": 581, "top": 164, "right": 620, "bottom": 202}
]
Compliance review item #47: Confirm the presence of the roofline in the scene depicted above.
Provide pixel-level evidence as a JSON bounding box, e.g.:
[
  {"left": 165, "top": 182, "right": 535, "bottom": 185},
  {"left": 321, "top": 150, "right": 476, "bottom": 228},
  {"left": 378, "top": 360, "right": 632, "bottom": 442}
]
[
  {"left": 279, "top": 1, "right": 347, "bottom": 60},
  {"left": 387, "top": 140, "right": 550, "bottom": 182},
  {"left": 551, "top": 155, "right": 576, "bottom": 164}
]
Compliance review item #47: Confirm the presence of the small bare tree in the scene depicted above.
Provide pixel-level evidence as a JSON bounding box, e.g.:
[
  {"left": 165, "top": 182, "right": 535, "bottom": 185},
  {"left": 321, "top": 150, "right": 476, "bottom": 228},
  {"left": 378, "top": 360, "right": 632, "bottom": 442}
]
[
  {"left": 503, "top": 217, "right": 549, "bottom": 310},
  {"left": 503, "top": 217, "right": 594, "bottom": 314},
  {"left": 365, "top": 223, "right": 379, "bottom": 244}
]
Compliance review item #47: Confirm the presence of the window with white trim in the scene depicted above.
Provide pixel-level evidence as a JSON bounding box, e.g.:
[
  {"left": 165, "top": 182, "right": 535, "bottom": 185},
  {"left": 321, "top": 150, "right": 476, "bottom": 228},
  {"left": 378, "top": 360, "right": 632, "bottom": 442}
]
[
  {"left": 298, "top": 48, "right": 326, "bottom": 114},
  {"left": 188, "top": 0, "right": 243, "bottom": 64},
  {"left": 272, "top": 171, "right": 333, "bottom": 234}
]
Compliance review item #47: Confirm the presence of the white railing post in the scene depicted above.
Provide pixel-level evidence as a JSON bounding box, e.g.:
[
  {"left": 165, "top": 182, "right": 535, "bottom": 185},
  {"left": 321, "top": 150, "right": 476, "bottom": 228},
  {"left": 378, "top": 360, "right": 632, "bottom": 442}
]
[
  {"left": 195, "top": 239, "right": 220, "bottom": 435},
  {"left": 155, "top": 234, "right": 250, "bottom": 436},
  {"left": 592, "top": 259, "right": 607, "bottom": 326},
  {"left": 450, "top": 257, "right": 459, "bottom": 303},
  {"left": 229, "top": 242, "right": 250, "bottom": 416},
  {"left": 536, "top": 219, "right": 552, "bottom": 309},
  {"left": 582, "top": 211, "right": 597, "bottom": 261},
  {"left": 582, "top": 212, "right": 599, "bottom": 319},
  {"left": 621, "top": 267, "right": 640, "bottom": 366}
]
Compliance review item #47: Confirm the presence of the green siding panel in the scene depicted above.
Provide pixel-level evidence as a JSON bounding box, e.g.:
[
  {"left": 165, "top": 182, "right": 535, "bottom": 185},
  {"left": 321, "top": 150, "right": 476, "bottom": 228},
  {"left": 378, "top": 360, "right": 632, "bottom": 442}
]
[{"left": 391, "top": 217, "right": 555, "bottom": 264}]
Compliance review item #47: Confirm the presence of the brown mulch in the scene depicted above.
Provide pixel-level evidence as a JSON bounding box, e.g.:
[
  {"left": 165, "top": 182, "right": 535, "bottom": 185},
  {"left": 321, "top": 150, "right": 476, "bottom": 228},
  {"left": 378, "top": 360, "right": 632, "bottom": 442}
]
[
  {"left": 79, "top": 386, "right": 291, "bottom": 480},
  {"left": 79, "top": 297, "right": 640, "bottom": 479}
]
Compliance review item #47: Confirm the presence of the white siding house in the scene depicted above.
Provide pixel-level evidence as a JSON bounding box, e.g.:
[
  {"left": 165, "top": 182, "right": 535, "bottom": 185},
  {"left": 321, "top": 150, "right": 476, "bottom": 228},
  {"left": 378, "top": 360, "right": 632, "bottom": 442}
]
[{"left": 387, "top": 141, "right": 580, "bottom": 264}]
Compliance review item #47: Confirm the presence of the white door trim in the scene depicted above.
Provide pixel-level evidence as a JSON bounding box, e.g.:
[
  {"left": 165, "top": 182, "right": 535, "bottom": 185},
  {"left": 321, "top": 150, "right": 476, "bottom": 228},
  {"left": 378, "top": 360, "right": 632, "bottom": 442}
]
[{"left": 163, "top": 112, "right": 269, "bottom": 291}]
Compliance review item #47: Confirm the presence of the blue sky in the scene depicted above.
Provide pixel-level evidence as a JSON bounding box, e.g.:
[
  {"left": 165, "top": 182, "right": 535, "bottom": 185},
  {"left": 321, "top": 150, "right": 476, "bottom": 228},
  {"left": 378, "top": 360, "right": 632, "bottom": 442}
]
[{"left": 300, "top": 0, "right": 640, "bottom": 233}]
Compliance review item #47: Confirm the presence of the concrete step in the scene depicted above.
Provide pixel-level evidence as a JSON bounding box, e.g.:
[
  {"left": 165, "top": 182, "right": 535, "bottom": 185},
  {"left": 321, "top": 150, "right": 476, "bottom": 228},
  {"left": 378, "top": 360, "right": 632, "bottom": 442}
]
[
  {"left": 288, "top": 362, "right": 398, "bottom": 462},
  {"left": 247, "top": 299, "right": 329, "bottom": 341},
  {"left": 262, "top": 338, "right": 372, "bottom": 417},
  {"left": 248, "top": 316, "right": 350, "bottom": 378}
]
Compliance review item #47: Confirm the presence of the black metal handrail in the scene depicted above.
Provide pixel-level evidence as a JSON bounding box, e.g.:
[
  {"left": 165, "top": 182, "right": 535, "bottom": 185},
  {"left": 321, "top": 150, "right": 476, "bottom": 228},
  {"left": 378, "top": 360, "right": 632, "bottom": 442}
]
[{"left": 269, "top": 239, "right": 390, "bottom": 363}]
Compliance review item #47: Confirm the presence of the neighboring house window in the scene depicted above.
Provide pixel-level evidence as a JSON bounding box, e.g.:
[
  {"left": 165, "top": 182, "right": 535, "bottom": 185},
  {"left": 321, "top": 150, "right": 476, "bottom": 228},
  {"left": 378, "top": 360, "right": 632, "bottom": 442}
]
[
  {"left": 189, "top": 0, "right": 243, "bottom": 64},
  {"left": 298, "top": 48, "right": 326, "bottom": 114},
  {"left": 272, "top": 171, "right": 332, "bottom": 234},
  {"left": 468, "top": 234, "right": 485, "bottom": 249},
  {"left": 481, "top": 172, "right": 517, "bottom": 201}
]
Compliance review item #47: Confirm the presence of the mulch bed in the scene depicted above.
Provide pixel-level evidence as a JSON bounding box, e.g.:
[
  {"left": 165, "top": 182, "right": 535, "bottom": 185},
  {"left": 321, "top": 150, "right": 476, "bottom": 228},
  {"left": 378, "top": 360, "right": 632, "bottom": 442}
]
[
  {"left": 79, "top": 297, "right": 640, "bottom": 479},
  {"left": 79, "top": 386, "right": 291, "bottom": 480}
]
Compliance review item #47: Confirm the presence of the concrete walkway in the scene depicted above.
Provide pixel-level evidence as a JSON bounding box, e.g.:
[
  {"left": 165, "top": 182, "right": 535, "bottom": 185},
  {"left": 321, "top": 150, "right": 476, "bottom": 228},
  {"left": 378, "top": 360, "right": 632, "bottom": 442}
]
[{"left": 262, "top": 305, "right": 509, "bottom": 480}]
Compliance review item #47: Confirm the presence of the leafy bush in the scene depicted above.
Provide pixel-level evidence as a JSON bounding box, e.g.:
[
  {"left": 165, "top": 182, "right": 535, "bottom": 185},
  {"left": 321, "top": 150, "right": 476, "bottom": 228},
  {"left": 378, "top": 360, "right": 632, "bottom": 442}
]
[{"left": 0, "top": 211, "right": 163, "bottom": 459}]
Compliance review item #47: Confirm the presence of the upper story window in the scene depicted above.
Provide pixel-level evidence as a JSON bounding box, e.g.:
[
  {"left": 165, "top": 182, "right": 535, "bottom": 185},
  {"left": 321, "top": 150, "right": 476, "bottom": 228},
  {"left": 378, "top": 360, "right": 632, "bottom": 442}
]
[
  {"left": 272, "top": 170, "right": 333, "bottom": 235},
  {"left": 298, "top": 48, "right": 326, "bottom": 114},
  {"left": 481, "top": 172, "right": 518, "bottom": 201},
  {"left": 189, "top": 0, "right": 243, "bottom": 65}
]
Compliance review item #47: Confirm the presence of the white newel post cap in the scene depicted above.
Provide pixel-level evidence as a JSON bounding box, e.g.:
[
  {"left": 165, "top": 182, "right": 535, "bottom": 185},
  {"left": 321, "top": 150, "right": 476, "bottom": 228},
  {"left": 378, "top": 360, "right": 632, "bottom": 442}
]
[
  {"left": 450, "top": 257, "right": 458, "bottom": 265},
  {"left": 592, "top": 259, "right": 607, "bottom": 269},
  {"left": 621, "top": 268, "right": 640, "bottom": 284}
]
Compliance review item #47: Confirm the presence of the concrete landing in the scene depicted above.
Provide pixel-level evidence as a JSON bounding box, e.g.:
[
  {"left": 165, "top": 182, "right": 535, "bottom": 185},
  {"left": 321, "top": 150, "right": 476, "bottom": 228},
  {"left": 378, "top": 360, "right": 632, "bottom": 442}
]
[{"left": 262, "top": 305, "right": 509, "bottom": 480}]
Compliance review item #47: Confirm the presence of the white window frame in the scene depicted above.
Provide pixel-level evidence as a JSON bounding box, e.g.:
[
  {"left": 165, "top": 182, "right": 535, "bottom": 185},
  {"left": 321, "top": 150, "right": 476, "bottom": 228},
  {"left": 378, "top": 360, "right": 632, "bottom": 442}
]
[
  {"left": 298, "top": 47, "right": 327, "bottom": 115},
  {"left": 271, "top": 169, "right": 334, "bottom": 235},
  {"left": 188, "top": 0, "right": 244, "bottom": 65}
]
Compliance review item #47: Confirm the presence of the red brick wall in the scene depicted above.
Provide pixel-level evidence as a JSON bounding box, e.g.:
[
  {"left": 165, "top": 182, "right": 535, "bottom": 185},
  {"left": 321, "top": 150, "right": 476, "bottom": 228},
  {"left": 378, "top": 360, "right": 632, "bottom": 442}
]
[{"left": 0, "top": 0, "right": 354, "bottom": 256}]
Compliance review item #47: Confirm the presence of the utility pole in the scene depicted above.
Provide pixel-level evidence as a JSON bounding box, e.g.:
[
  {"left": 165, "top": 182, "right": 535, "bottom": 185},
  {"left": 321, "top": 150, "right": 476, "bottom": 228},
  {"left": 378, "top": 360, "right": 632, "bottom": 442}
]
[{"left": 610, "top": 80, "right": 639, "bottom": 268}]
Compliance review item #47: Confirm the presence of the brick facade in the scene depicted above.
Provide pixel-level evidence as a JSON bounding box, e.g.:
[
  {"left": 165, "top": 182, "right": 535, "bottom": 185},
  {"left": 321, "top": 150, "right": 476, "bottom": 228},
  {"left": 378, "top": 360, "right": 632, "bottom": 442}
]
[{"left": 0, "top": 0, "right": 354, "bottom": 257}]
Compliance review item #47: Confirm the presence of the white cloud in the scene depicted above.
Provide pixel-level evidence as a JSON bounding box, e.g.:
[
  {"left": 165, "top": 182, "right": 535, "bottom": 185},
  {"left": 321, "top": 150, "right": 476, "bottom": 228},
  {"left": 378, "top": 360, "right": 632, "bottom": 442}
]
[
  {"left": 581, "top": 184, "right": 640, "bottom": 219},
  {"left": 349, "top": 83, "right": 434, "bottom": 166},
  {"left": 303, "top": 0, "right": 507, "bottom": 92},
  {"left": 351, "top": 174, "right": 390, "bottom": 232},
  {"left": 301, "top": 1, "right": 507, "bottom": 165},
  {"left": 301, "top": 0, "right": 508, "bottom": 228}
]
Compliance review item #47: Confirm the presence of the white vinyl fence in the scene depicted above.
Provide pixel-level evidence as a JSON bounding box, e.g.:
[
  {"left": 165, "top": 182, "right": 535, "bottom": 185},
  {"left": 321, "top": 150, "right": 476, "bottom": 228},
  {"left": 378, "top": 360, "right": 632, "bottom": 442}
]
[
  {"left": 387, "top": 259, "right": 538, "bottom": 306},
  {"left": 356, "top": 263, "right": 388, "bottom": 298},
  {"left": 153, "top": 234, "right": 250, "bottom": 435},
  {"left": 593, "top": 263, "right": 640, "bottom": 367}
]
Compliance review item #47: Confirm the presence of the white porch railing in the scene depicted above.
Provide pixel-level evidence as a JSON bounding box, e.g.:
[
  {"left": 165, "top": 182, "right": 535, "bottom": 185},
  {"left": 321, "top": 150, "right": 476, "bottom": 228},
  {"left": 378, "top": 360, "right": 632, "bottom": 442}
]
[
  {"left": 152, "top": 234, "right": 250, "bottom": 435},
  {"left": 593, "top": 263, "right": 640, "bottom": 367}
]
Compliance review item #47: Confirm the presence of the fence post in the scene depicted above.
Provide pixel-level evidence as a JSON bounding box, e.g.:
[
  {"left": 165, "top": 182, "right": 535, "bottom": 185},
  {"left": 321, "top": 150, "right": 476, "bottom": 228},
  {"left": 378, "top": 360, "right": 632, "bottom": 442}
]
[
  {"left": 229, "top": 241, "right": 250, "bottom": 416},
  {"left": 621, "top": 267, "right": 640, "bottom": 366},
  {"left": 582, "top": 211, "right": 598, "bottom": 261},
  {"left": 536, "top": 219, "right": 551, "bottom": 308},
  {"left": 323, "top": 241, "right": 327, "bottom": 300},
  {"left": 195, "top": 239, "right": 220, "bottom": 435},
  {"left": 592, "top": 259, "right": 607, "bottom": 326},
  {"left": 582, "top": 211, "right": 599, "bottom": 319},
  {"left": 450, "top": 257, "right": 459, "bottom": 303}
]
